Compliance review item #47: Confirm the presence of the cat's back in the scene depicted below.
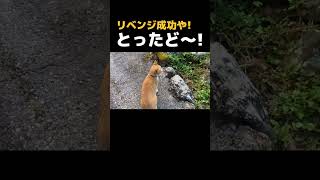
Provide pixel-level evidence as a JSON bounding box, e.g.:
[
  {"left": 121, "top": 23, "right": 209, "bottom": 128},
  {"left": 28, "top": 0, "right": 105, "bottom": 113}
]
[{"left": 140, "top": 75, "right": 157, "bottom": 109}]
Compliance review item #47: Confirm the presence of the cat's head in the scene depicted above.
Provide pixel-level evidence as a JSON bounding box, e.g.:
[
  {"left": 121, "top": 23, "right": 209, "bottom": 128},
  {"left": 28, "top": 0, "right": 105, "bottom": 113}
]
[{"left": 149, "top": 64, "right": 162, "bottom": 76}]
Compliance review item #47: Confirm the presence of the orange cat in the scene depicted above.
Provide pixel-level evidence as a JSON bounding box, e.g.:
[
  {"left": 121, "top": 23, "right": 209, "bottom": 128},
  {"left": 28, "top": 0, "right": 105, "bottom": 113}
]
[{"left": 140, "top": 63, "right": 162, "bottom": 109}]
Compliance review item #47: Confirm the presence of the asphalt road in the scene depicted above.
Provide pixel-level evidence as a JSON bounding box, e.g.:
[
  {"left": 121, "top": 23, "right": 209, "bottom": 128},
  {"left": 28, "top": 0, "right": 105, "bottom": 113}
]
[
  {"left": 0, "top": 0, "right": 108, "bottom": 150},
  {"left": 110, "top": 52, "right": 194, "bottom": 109}
]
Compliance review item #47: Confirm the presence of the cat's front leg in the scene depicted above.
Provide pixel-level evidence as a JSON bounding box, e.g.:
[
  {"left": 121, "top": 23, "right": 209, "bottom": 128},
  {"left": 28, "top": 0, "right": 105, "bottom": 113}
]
[{"left": 156, "top": 77, "right": 159, "bottom": 96}]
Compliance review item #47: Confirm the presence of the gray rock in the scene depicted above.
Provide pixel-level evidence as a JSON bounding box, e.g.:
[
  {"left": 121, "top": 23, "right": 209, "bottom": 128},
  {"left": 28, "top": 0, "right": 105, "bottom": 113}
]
[
  {"left": 210, "top": 123, "right": 272, "bottom": 150},
  {"left": 210, "top": 41, "right": 272, "bottom": 139},
  {"left": 303, "top": 0, "right": 320, "bottom": 23},
  {"left": 191, "top": 52, "right": 209, "bottom": 55},
  {"left": 303, "top": 56, "right": 320, "bottom": 74},
  {"left": 285, "top": 30, "right": 320, "bottom": 75},
  {"left": 110, "top": 52, "right": 195, "bottom": 109},
  {"left": 164, "top": 67, "right": 176, "bottom": 79},
  {"left": 170, "top": 75, "right": 195, "bottom": 103},
  {"left": 290, "top": 30, "right": 320, "bottom": 74}
]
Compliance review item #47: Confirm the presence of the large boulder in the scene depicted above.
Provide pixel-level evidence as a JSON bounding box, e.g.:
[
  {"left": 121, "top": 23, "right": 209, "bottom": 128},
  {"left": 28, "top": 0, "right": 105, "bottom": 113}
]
[
  {"left": 170, "top": 75, "right": 195, "bottom": 103},
  {"left": 210, "top": 41, "right": 273, "bottom": 150},
  {"left": 211, "top": 123, "right": 272, "bottom": 150}
]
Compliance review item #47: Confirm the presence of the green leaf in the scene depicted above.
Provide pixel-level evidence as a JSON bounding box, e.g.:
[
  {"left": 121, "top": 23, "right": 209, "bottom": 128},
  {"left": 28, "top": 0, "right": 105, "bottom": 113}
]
[
  {"left": 255, "top": 26, "right": 263, "bottom": 33},
  {"left": 305, "top": 123, "right": 316, "bottom": 131},
  {"left": 295, "top": 122, "right": 303, "bottom": 128},
  {"left": 297, "top": 111, "right": 304, "bottom": 120},
  {"left": 253, "top": 1, "right": 263, "bottom": 8}
]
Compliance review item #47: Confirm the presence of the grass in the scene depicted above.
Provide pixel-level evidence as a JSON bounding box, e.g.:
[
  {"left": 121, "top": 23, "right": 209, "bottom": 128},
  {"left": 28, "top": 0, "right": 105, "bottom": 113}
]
[
  {"left": 271, "top": 75, "right": 320, "bottom": 149},
  {"left": 167, "top": 52, "right": 210, "bottom": 109},
  {"left": 211, "top": 0, "right": 320, "bottom": 149}
]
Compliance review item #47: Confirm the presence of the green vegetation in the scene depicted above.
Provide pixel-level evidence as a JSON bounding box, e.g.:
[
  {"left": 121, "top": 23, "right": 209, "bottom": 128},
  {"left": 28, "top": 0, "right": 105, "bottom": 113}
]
[
  {"left": 211, "top": 0, "right": 320, "bottom": 149},
  {"left": 168, "top": 53, "right": 210, "bottom": 109},
  {"left": 271, "top": 75, "right": 320, "bottom": 149}
]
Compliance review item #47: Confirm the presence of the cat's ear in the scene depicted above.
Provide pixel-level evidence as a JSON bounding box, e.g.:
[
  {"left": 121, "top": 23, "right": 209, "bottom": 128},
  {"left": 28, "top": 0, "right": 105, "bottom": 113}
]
[{"left": 153, "top": 59, "right": 158, "bottom": 65}]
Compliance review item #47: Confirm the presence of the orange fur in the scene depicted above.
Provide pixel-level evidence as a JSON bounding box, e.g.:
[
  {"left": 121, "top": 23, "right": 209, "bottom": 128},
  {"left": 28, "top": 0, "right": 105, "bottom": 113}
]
[{"left": 140, "top": 63, "right": 162, "bottom": 109}]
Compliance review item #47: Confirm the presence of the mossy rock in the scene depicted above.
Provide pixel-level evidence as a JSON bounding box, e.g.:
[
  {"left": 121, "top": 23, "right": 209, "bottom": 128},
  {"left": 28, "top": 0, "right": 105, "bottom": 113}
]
[{"left": 155, "top": 52, "right": 169, "bottom": 62}]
